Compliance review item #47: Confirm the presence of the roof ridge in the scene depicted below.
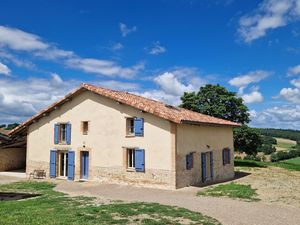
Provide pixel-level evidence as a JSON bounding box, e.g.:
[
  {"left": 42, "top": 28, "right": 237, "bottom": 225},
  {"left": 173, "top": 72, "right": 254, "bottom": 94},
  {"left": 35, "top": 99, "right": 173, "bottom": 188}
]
[
  {"left": 10, "top": 83, "right": 240, "bottom": 135},
  {"left": 82, "top": 83, "right": 167, "bottom": 105}
]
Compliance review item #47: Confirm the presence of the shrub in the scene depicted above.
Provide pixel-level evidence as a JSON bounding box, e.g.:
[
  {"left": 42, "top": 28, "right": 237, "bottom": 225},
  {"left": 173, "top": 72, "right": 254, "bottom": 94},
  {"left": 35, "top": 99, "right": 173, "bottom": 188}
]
[
  {"left": 270, "top": 149, "right": 300, "bottom": 162},
  {"left": 244, "top": 154, "right": 261, "bottom": 162},
  {"left": 257, "top": 144, "right": 276, "bottom": 155},
  {"left": 235, "top": 156, "right": 242, "bottom": 160},
  {"left": 270, "top": 153, "right": 279, "bottom": 162}
]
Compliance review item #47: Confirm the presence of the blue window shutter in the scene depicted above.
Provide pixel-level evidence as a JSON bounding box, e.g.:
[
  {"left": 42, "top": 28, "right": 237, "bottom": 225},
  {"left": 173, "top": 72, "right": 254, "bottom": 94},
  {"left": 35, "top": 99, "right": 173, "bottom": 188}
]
[
  {"left": 201, "top": 153, "right": 206, "bottom": 182},
  {"left": 66, "top": 123, "right": 71, "bottom": 145},
  {"left": 190, "top": 154, "right": 193, "bottom": 169},
  {"left": 134, "top": 118, "right": 144, "bottom": 136},
  {"left": 186, "top": 155, "right": 190, "bottom": 170},
  {"left": 210, "top": 152, "right": 214, "bottom": 179},
  {"left": 135, "top": 149, "right": 145, "bottom": 172},
  {"left": 222, "top": 149, "right": 225, "bottom": 165},
  {"left": 54, "top": 124, "right": 59, "bottom": 144},
  {"left": 68, "top": 151, "right": 75, "bottom": 180},
  {"left": 228, "top": 149, "right": 231, "bottom": 164},
  {"left": 50, "top": 150, "right": 57, "bottom": 178},
  {"left": 186, "top": 153, "right": 193, "bottom": 170}
]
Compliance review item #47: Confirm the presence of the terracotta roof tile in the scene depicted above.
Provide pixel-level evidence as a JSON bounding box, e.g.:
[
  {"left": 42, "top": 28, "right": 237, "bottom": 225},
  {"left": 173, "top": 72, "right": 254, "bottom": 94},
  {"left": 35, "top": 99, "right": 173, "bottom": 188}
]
[{"left": 10, "top": 83, "right": 240, "bottom": 135}]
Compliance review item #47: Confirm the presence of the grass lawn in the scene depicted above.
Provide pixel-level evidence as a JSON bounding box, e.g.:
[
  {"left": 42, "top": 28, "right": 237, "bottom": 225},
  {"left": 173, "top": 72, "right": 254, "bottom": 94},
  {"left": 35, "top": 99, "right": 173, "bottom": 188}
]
[
  {"left": 0, "top": 181, "right": 220, "bottom": 225},
  {"left": 197, "top": 182, "right": 259, "bottom": 202},
  {"left": 234, "top": 158, "right": 300, "bottom": 171}
]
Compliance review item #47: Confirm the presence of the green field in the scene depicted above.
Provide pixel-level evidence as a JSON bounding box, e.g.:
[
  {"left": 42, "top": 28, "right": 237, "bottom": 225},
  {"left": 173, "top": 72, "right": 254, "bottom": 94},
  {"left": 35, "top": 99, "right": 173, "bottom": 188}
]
[
  {"left": 284, "top": 157, "right": 300, "bottom": 165},
  {"left": 0, "top": 181, "right": 220, "bottom": 225},
  {"left": 274, "top": 138, "right": 296, "bottom": 151},
  {"left": 235, "top": 158, "right": 300, "bottom": 171}
]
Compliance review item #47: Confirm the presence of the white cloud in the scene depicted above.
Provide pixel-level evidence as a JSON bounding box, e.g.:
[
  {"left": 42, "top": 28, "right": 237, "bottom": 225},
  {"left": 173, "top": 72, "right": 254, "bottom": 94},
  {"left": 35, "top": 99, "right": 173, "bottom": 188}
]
[
  {"left": 154, "top": 72, "right": 195, "bottom": 96},
  {"left": 238, "top": 0, "right": 300, "bottom": 43},
  {"left": 0, "top": 74, "right": 78, "bottom": 123},
  {"left": 290, "top": 77, "right": 300, "bottom": 88},
  {"left": 0, "top": 62, "right": 11, "bottom": 76},
  {"left": 119, "top": 23, "right": 137, "bottom": 37},
  {"left": 148, "top": 42, "right": 166, "bottom": 55},
  {"left": 277, "top": 73, "right": 300, "bottom": 103},
  {"left": 229, "top": 71, "right": 269, "bottom": 104},
  {"left": 0, "top": 51, "right": 36, "bottom": 70},
  {"left": 138, "top": 89, "right": 181, "bottom": 105},
  {"left": 34, "top": 48, "right": 75, "bottom": 60},
  {"left": 111, "top": 42, "right": 123, "bottom": 51},
  {"left": 279, "top": 87, "right": 300, "bottom": 104},
  {"left": 241, "top": 88, "right": 264, "bottom": 103},
  {"left": 251, "top": 106, "right": 300, "bottom": 129},
  {"left": 136, "top": 68, "right": 207, "bottom": 105},
  {"left": 288, "top": 64, "right": 300, "bottom": 76},
  {"left": 0, "top": 26, "right": 49, "bottom": 51},
  {"left": 65, "top": 58, "right": 144, "bottom": 78},
  {"left": 229, "top": 70, "right": 270, "bottom": 89},
  {"left": 98, "top": 80, "right": 139, "bottom": 91},
  {"left": 0, "top": 25, "right": 144, "bottom": 78}
]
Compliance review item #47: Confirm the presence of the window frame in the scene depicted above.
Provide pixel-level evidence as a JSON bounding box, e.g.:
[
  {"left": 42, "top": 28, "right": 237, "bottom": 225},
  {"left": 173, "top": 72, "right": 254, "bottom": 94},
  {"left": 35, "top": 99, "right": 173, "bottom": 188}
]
[
  {"left": 126, "top": 148, "right": 136, "bottom": 170},
  {"left": 82, "top": 121, "right": 89, "bottom": 135},
  {"left": 186, "top": 152, "right": 194, "bottom": 170},
  {"left": 58, "top": 123, "right": 67, "bottom": 144},
  {"left": 126, "top": 117, "right": 135, "bottom": 136},
  {"left": 222, "top": 148, "right": 231, "bottom": 165},
  {"left": 57, "top": 150, "right": 69, "bottom": 178}
]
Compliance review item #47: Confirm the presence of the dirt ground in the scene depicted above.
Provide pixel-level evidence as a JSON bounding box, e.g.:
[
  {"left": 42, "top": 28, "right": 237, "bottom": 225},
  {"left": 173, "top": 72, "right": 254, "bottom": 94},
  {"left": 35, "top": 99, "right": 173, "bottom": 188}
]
[
  {"left": 1, "top": 168, "right": 300, "bottom": 225},
  {"left": 54, "top": 177, "right": 300, "bottom": 225},
  {"left": 235, "top": 166, "right": 300, "bottom": 208}
]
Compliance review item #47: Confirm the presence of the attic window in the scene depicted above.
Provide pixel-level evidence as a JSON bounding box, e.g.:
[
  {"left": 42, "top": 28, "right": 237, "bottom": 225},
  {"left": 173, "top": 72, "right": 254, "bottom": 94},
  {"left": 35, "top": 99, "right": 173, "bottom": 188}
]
[
  {"left": 165, "top": 104, "right": 181, "bottom": 111},
  {"left": 82, "top": 121, "right": 89, "bottom": 135}
]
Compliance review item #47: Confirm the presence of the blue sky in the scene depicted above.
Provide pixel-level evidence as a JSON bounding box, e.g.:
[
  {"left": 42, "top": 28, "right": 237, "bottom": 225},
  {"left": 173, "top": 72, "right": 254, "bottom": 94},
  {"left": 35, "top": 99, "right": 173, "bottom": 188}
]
[{"left": 1, "top": 0, "right": 300, "bottom": 128}]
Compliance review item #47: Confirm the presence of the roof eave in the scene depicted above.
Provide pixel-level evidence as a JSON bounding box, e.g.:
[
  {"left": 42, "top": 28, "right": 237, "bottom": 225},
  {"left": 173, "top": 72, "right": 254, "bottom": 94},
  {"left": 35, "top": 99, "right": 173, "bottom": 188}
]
[
  {"left": 180, "top": 120, "right": 241, "bottom": 128},
  {"left": 9, "top": 86, "right": 86, "bottom": 136}
]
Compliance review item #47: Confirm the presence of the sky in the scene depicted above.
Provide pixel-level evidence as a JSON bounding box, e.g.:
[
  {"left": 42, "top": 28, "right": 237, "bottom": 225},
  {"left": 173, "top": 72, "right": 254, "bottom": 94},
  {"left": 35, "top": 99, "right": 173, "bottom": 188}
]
[{"left": 1, "top": 0, "right": 300, "bottom": 129}]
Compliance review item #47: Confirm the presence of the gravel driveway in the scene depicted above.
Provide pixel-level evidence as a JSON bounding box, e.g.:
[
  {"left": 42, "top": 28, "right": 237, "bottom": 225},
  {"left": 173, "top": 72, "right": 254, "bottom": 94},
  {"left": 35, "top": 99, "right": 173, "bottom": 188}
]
[
  {"left": 55, "top": 181, "right": 300, "bottom": 225},
  {"left": 0, "top": 171, "right": 26, "bottom": 184}
]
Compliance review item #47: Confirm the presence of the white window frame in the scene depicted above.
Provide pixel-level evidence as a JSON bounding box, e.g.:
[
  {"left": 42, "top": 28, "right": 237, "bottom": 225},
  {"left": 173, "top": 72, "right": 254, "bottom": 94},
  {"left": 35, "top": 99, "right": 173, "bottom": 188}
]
[
  {"left": 126, "top": 118, "right": 135, "bottom": 136},
  {"left": 58, "top": 123, "right": 67, "bottom": 144},
  {"left": 127, "top": 148, "right": 136, "bottom": 169},
  {"left": 58, "top": 150, "right": 68, "bottom": 178}
]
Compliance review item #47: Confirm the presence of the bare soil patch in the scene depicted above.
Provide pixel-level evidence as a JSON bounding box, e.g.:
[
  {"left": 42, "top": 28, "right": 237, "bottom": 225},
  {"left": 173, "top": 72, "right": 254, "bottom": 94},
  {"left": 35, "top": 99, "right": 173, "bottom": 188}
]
[{"left": 235, "top": 166, "right": 300, "bottom": 207}]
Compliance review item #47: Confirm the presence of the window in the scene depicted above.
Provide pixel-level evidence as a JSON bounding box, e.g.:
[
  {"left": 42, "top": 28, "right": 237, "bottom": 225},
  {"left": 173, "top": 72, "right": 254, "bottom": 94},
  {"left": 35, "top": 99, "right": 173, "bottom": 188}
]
[
  {"left": 126, "top": 118, "right": 135, "bottom": 136},
  {"left": 127, "top": 148, "right": 135, "bottom": 169},
  {"left": 124, "top": 148, "right": 145, "bottom": 172},
  {"left": 222, "top": 148, "right": 231, "bottom": 165},
  {"left": 59, "top": 124, "right": 67, "bottom": 143},
  {"left": 125, "top": 117, "right": 144, "bottom": 137},
  {"left": 186, "top": 153, "right": 193, "bottom": 170},
  {"left": 58, "top": 151, "right": 69, "bottom": 177},
  {"left": 82, "top": 121, "right": 89, "bottom": 135},
  {"left": 54, "top": 123, "right": 71, "bottom": 145}
]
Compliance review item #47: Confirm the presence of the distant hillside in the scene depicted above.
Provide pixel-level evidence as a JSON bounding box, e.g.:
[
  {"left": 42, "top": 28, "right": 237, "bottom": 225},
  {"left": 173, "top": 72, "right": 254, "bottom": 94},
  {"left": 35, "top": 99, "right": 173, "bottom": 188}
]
[{"left": 255, "top": 128, "right": 300, "bottom": 143}]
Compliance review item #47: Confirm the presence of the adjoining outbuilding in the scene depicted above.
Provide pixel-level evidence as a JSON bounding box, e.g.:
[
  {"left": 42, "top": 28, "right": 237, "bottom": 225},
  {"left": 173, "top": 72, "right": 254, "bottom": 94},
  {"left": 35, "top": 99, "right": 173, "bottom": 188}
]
[
  {"left": 0, "top": 129, "right": 26, "bottom": 172},
  {"left": 10, "top": 83, "right": 239, "bottom": 189}
]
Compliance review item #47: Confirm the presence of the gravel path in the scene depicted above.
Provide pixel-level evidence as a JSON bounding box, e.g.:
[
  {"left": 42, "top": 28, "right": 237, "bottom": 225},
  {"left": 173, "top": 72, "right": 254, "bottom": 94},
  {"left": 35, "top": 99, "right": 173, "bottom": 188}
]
[
  {"left": 55, "top": 181, "right": 300, "bottom": 225},
  {"left": 0, "top": 172, "right": 26, "bottom": 184}
]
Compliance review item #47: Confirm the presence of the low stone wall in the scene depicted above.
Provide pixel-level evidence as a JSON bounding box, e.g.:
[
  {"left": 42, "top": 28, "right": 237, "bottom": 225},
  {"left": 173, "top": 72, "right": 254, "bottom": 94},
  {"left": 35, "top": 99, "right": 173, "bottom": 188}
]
[
  {"left": 26, "top": 160, "right": 176, "bottom": 189},
  {"left": 26, "top": 160, "right": 49, "bottom": 177},
  {"left": 0, "top": 148, "right": 26, "bottom": 171},
  {"left": 92, "top": 166, "right": 176, "bottom": 189}
]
